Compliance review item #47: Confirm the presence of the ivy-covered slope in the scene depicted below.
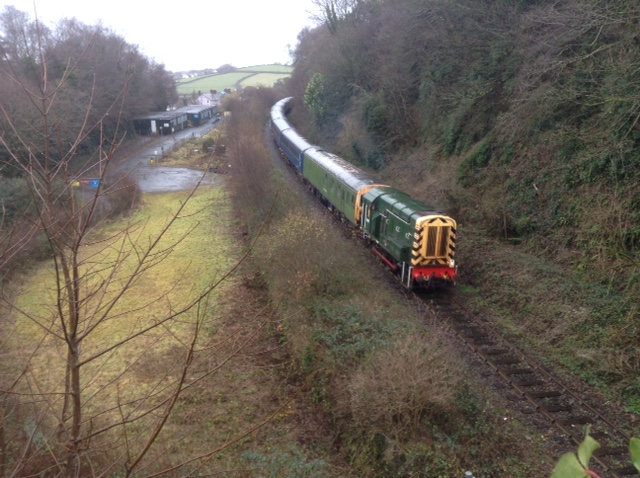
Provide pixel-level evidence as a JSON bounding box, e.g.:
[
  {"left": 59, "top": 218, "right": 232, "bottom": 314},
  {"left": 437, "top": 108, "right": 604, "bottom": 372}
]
[{"left": 287, "top": 0, "right": 640, "bottom": 415}]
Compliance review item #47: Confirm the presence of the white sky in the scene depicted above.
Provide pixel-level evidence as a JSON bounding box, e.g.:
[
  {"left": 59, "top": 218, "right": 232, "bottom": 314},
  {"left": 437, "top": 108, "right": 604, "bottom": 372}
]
[{"left": 1, "top": 0, "right": 320, "bottom": 71}]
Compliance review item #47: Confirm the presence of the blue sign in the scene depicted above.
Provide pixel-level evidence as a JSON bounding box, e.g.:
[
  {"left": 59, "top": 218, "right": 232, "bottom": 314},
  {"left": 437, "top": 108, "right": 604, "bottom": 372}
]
[
  {"left": 194, "top": 114, "right": 199, "bottom": 119},
  {"left": 90, "top": 180, "right": 100, "bottom": 189}
]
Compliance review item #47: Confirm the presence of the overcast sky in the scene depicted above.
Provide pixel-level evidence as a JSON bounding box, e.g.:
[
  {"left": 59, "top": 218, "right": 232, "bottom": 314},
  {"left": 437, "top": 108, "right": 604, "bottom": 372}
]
[{"left": 1, "top": 0, "right": 320, "bottom": 71}]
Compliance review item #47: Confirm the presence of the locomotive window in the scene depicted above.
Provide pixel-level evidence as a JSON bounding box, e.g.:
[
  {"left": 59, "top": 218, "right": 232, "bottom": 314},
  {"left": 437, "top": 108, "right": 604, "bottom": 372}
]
[{"left": 381, "top": 215, "right": 388, "bottom": 234}]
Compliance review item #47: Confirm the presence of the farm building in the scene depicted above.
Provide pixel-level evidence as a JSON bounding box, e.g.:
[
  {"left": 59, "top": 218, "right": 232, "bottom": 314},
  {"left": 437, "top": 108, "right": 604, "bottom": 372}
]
[
  {"left": 177, "top": 105, "right": 217, "bottom": 126},
  {"left": 133, "top": 111, "right": 188, "bottom": 136},
  {"left": 196, "top": 92, "right": 224, "bottom": 107}
]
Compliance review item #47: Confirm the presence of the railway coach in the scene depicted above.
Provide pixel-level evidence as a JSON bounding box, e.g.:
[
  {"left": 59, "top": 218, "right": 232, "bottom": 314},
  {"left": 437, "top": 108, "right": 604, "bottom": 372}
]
[
  {"left": 270, "top": 97, "right": 458, "bottom": 288},
  {"left": 303, "top": 147, "right": 388, "bottom": 225}
]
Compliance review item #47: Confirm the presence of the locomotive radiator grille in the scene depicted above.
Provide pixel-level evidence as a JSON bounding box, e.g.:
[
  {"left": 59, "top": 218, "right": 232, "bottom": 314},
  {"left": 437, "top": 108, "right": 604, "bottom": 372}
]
[
  {"left": 412, "top": 216, "right": 457, "bottom": 267},
  {"left": 426, "top": 226, "right": 438, "bottom": 257}
]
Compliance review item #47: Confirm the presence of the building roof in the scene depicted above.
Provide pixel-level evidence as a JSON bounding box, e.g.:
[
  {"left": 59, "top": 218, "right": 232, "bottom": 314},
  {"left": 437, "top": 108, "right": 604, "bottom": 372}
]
[
  {"left": 175, "top": 105, "right": 216, "bottom": 114},
  {"left": 133, "top": 111, "right": 187, "bottom": 121}
]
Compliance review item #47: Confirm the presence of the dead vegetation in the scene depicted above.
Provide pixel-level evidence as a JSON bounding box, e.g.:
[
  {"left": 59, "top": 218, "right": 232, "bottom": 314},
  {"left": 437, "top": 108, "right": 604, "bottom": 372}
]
[{"left": 339, "top": 332, "right": 466, "bottom": 439}]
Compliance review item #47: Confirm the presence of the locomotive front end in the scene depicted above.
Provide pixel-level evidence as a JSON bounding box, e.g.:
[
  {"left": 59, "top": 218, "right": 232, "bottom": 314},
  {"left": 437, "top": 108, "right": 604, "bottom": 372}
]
[{"left": 411, "top": 215, "right": 458, "bottom": 286}]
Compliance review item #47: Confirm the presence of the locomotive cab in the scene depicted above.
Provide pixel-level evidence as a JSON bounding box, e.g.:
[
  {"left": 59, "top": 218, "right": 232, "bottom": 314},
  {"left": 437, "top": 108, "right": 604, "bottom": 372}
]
[{"left": 361, "top": 187, "right": 458, "bottom": 288}]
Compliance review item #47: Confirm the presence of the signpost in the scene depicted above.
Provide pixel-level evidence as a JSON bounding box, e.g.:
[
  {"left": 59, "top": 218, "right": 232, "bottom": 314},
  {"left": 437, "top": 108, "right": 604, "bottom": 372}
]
[{"left": 72, "top": 179, "right": 101, "bottom": 188}]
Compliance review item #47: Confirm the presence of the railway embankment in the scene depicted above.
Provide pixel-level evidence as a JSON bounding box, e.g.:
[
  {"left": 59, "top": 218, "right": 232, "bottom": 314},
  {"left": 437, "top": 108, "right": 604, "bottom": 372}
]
[{"left": 216, "top": 89, "right": 591, "bottom": 476}]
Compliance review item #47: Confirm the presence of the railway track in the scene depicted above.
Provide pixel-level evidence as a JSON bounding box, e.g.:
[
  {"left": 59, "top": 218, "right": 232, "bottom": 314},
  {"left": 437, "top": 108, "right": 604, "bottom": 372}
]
[
  {"left": 417, "top": 291, "right": 639, "bottom": 477},
  {"left": 268, "top": 124, "right": 639, "bottom": 476}
]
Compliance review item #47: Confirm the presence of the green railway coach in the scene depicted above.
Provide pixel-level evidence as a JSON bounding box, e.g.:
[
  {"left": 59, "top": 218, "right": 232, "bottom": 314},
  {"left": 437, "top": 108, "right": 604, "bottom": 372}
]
[{"left": 302, "top": 148, "right": 388, "bottom": 224}]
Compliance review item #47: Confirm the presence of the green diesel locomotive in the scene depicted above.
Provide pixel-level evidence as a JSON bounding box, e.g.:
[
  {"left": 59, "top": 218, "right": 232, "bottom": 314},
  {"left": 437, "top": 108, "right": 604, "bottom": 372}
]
[{"left": 271, "top": 97, "right": 458, "bottom": 288}]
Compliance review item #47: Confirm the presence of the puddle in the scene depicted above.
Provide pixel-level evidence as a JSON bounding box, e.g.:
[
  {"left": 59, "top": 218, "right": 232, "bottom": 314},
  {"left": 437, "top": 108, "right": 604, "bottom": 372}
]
[{"left": 135, "top": 167, "right": 219, "bottom": 193}]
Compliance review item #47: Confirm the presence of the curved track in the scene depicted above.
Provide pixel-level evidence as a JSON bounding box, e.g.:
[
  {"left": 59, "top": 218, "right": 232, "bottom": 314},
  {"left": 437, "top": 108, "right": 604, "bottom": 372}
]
[
  {"left": 420, "top": 291, "right": 639, "bottom": 477},
  {"left": 268, "top": 119, "right": 639, "bottom": 477}
]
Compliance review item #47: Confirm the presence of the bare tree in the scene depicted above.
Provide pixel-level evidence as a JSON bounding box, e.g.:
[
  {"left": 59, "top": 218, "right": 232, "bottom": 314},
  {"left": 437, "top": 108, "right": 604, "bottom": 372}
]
[{"left": 0, "top": 14, "right": 269, "bottom": 478}]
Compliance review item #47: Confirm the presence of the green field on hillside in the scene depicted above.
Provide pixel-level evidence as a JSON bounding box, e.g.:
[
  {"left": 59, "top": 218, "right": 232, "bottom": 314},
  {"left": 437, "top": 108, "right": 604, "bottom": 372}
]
[
  {"left": 177, "top": 65, "right": 292, "bottom": 95},
  {"left": 237, "top": 64, "right": 292, "bottom": 73},
  {"left": 239, "top": 73, "right": 290, "bottom": 88}
]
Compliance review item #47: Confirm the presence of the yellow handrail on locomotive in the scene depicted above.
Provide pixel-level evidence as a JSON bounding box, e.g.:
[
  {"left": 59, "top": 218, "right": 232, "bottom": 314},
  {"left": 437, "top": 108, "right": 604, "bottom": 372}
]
[{"left": 355, "top": 185, "right": 390, "bottom": 224}]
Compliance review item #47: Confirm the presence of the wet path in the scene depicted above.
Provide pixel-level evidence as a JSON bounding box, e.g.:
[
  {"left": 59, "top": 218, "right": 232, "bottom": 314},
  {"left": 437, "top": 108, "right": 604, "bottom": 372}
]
[
  {"left": 110, "top": 118, "right": 222, "bottom": 193},
  {"left": 136, "top": 166, "right": 219, "bottom": 193}
]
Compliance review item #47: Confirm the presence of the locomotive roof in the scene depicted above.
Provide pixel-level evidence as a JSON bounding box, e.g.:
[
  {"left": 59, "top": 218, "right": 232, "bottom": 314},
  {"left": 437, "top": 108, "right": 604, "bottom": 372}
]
[
  {"left": 364, "top": 187, "right": 441, "bottom": 223},
  {"left": 305, "top": 148, "right": 384, "bottom": 191}
]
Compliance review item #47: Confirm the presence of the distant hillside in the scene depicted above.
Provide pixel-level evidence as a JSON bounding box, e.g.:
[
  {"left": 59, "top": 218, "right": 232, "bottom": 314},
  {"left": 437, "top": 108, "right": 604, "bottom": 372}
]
[{"left": 177, "top": 65, "right": 293, "bottom": 96}]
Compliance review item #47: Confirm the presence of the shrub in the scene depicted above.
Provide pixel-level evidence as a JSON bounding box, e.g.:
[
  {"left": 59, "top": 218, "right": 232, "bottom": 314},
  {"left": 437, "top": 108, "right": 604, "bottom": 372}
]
[
  {"left": 311, "top": 305, "right": 392, "bottom": 364},
  {"left": 457, "top": 140, "right": 492, "bottom": 187},
  {"left": 304, "top": 74, "right": 329, "bottom": 126},
  {"left": 224, "top": 89, "right": 278, "bottom": 228},
  {"left": 0, "top": 218, "right": 50, "bottom": 280},
  {"left": 0, "top": 177, "right": 33, "bottom": 227},
  {"left": 99, "top": 174, "right": 142, "bottom": 219},
  {"left": 243, "top": 447, "right": 328, "bottom": 477},
  {"left": 341, "top": 332, "right": 465, "bottom": 439},
  {"left": 202, "top": 136, "right": 215, "bottom": 152},
  {"left": 256, "top": 209, "right": 360, "bottom": 302}
]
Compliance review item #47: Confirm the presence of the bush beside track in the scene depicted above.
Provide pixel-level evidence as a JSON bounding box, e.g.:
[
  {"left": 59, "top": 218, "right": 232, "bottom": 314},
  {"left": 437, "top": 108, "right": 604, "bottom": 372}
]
[{"left": 220, "top": 88, "right": 564, "bottom": 476}]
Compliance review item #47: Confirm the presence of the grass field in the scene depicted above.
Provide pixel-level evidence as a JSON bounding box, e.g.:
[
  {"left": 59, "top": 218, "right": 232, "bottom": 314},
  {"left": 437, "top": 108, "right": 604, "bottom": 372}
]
[
  {"left": 177, "top": 65, "right": 292, "bottom": 95},
  {"left": 239, "top": 73, "right": 291, "bottom": 88},
  {"left": 237, "top": 64, "right": 292, "bottom": 73},
  {"left": 1, "top": 183, "right": 248, "bottom": 472},
  {"left": 7, "top": 185, "right": 236, "bottom": 382}
]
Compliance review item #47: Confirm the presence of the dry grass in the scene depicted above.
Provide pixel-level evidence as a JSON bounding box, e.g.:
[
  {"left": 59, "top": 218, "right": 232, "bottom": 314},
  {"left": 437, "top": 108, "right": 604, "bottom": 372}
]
[
  {"left": 156, "top": 130, "right": 226, "bottom": 171},
  {"left": 253, "top": 207, "right": 361, "bottom": 302},
  {"left": 0, "top": 185, "right": 249, "bottom": 475},
  {"left": 340, "top": 331, "right": 466, "bottom": 439}
]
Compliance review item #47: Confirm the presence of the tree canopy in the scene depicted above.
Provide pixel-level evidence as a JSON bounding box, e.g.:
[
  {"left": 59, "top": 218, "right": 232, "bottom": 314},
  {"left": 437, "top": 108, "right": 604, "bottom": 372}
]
[{"left": 0, "top": 6, "right": 178, "bottom": 170}]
